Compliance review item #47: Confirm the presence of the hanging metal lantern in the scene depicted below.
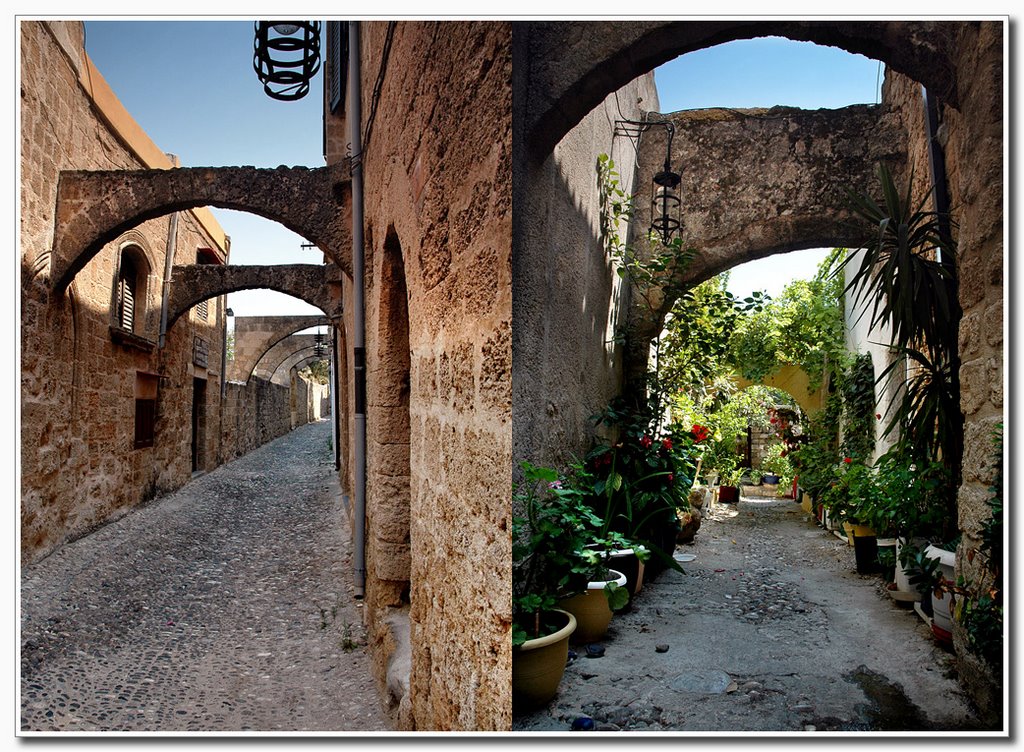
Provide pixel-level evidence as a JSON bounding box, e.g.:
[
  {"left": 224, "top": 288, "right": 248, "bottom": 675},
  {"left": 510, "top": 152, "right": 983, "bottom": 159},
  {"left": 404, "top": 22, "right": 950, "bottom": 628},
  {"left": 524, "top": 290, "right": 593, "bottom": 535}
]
[
  {"left": 650, "top": 167, "right": 682, "bottom": 245},
  {"left": 253, "top": 21, "right": 322, "bottom": 101},
  {"left": 650, "top": 122, "right": 682, "bottom": 245}
]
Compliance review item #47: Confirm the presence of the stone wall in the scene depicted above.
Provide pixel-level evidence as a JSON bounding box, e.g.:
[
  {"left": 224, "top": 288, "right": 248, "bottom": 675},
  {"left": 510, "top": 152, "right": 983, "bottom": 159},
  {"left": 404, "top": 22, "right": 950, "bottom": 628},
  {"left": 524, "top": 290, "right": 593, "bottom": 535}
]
[
  {"left": 513, "top": 72, "right": 658, "bottom": 473},
  {"left": 880, "top": 25, "right": 1004, "bottom": 713},
  {"left": 219, "top": 377, "right": 292, "bottom": 461},
  {"left": 939, "top": 25, "right": 1004, "bottom": 719},
  {"left": 20, "top": 21, "right": 229, "bottom": 563},
  {"left": 326, "top": 22, "right": 511, "bottom": 730}
]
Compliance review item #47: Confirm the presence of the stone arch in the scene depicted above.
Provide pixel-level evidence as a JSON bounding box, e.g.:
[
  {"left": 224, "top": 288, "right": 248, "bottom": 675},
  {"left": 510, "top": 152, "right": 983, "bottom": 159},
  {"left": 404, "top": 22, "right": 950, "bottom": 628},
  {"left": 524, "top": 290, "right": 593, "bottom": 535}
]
[
  {"left": 254, "top": 336, "right": 323, "bottom": 383},
  {"left": 165, "top": 263, "right": 343, "bottom": 328},
  {"left": 228, "top": 315, "right": 327, "bottom": 383},
  {"left": 733, "top": 364, "right": 826, "bottom": 420},
  {"left": 290, "top": 354, "right": 329, "bottom": 375},
  {"left": 518, "top": 20, "right": 962, "bottom": 159},
  {"left": 367, "top": 225, "right": 412, "bottom": 608},
  {"left": 51, "top": 165, "right": 352, "bottom": 294}
]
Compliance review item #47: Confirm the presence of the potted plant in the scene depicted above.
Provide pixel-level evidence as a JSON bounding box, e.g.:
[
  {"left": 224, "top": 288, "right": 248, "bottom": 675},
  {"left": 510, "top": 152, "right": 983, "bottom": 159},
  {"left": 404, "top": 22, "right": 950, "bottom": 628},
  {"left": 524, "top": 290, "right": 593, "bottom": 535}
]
[
  {"left": 717, "top": 466, "right": 743, "bottom": 504},
  {"left": 761, "top": 442, "right": 795, "bottom": 495},
  {"left": 585, "top": 397, "right": 699, "bottom": 580},
  {"left": 870, "top": 451, "right": 949, "bottom": 601},
  {"left": 822, "top": 460, "right": 883, "bottom": 572},
  {"left": 512, "top": 462, "right": 594, "bottom": 708}
]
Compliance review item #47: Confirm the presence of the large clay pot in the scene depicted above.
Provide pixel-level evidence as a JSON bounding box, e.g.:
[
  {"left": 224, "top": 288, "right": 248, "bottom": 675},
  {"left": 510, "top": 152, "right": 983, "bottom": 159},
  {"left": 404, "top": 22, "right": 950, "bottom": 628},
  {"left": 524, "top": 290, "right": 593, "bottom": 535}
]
[
  {"left": 512, "top": 609, "right": 577, "bottom": 709},
  {"left": 558, "top": 569, "right": 626, "bottom": 644}
]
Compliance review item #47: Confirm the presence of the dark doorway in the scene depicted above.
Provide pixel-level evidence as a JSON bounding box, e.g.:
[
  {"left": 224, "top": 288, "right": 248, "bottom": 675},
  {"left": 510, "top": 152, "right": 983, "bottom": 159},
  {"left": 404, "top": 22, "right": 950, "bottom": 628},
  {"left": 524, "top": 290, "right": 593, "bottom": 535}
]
[{"left": 192, "top": 377, "right": 207, "bottom": 472}]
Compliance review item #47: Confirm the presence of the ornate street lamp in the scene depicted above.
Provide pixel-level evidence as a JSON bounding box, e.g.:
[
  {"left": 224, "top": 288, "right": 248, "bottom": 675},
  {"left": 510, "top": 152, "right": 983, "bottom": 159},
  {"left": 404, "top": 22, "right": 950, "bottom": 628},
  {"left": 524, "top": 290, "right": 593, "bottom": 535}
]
[{"left": 253, "top": 21, "right": 322, "bottom": 101}]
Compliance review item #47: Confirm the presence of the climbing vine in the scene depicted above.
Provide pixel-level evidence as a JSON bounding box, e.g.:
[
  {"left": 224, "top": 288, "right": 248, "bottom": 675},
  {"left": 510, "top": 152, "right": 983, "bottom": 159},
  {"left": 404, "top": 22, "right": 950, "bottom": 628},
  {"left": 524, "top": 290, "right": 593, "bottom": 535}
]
[{"left": 839, "top": 352, "right": 877, "bottom": 465}]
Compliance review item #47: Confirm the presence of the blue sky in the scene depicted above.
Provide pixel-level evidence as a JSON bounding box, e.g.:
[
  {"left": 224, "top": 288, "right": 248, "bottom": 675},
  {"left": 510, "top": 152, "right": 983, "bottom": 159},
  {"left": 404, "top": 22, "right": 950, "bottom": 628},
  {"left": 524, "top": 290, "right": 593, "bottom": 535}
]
[{"left": 82, "top": 24, "right": 882, "bottom": 310}]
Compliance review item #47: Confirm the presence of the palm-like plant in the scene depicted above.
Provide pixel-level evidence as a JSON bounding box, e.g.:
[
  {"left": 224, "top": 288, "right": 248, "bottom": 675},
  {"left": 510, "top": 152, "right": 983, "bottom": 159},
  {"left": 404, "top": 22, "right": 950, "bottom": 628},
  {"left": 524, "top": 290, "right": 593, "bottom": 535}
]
[{"left": 841, "top": 162, "right": 961, "bottom": 539}]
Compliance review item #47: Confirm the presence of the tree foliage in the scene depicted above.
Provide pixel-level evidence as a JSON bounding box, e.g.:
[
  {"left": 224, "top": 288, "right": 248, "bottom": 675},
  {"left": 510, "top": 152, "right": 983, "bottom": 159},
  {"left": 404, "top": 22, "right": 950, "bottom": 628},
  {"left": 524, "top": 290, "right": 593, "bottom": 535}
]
[{"left": 728, "top": 248, "right": 846, "bottom": 389}]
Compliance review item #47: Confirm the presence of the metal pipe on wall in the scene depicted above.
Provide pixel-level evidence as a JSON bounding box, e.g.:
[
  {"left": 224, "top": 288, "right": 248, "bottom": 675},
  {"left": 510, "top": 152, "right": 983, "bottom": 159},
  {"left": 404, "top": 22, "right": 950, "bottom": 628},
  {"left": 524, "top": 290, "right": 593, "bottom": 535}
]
[{"left": 348, "top": 21, "right": 368, "bottom": 600}]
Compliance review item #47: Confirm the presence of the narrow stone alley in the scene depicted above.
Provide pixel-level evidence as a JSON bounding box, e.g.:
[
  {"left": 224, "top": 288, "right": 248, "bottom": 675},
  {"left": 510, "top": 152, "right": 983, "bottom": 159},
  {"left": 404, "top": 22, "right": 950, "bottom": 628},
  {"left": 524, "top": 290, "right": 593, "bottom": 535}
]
[
  {"left": 20, "top": 420, "right": 391, "bottom": 732},
  {"left": 513, "top": 492, "right": 990, "bottom": 733}
]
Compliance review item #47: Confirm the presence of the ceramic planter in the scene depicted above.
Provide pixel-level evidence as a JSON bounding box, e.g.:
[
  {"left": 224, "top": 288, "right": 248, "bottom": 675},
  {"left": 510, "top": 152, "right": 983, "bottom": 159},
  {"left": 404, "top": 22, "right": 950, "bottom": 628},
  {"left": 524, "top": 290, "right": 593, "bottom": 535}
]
[
  {"left": 762, "top": 473, "right": 780, "bottom": 485},
  {"left": 926, "top": 543, "right": 957, "bottom": 644},
  {"left": 892, "top": 537, "right": 928, "bottom": 602},
  {"left": 512, "top": 609, "right": 577, "bottom": 709},
  {"left": 607, "top": 547, "right": 645, "bottom": 595},
  {"left": 718, "top": 485, "right": 740, "bottom": 504},
  {"left": 800, "top": 491, "right": 812, "bottom": 514},
  {"left": 558, "top": 569, "right": 627, "bottom": 644},
  {"left": 851, "top": 524, "right": 879, "bottom": 574}
]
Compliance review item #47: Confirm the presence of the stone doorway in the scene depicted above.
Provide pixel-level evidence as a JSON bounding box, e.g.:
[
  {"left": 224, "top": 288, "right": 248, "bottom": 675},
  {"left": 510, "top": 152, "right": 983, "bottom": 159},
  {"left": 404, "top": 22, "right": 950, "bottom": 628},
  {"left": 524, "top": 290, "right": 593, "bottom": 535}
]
[{"left": 191, "top": 377, "right": 207, "bottom": 473}]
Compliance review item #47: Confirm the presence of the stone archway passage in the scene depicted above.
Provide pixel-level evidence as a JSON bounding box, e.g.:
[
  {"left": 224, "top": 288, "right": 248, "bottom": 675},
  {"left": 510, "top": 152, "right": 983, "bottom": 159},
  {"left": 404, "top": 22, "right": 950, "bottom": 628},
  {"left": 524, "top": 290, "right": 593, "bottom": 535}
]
[
  {"left": 734, "top": 364, "right": 826, "bottom": 419},
  {"left": 20, "top": 421, "right": 390, "bottom": 732},
  {"left": 229, "top": 316, "right": 327, "bottom": 384},
  {"left": 50, "top": 165, "right": 352, "bottom": 293},
  {"left": 167, "top": 263, "right": 344, "bottom": 328}
]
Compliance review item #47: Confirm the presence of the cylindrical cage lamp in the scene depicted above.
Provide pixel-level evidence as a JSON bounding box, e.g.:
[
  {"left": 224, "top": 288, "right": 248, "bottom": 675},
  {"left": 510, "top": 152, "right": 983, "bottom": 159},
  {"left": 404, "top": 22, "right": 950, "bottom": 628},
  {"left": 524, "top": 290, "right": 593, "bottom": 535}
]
[
  {"left": 253, "top": 21, "right": 322, "bottom": 101},
  {"left": 650, "top": 122, "right": 682, "bottom": 245}
]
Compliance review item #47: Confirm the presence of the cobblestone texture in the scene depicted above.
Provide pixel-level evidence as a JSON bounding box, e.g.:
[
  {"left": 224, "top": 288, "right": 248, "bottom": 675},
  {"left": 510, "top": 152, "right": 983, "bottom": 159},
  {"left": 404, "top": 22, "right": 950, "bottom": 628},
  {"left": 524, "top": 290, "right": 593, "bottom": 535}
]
[
  {"left": 514, "top": 490, "right": 991, "bottom": 733},
  {"left": 21, "top": 420, "right": 390, "bottom": 732}
]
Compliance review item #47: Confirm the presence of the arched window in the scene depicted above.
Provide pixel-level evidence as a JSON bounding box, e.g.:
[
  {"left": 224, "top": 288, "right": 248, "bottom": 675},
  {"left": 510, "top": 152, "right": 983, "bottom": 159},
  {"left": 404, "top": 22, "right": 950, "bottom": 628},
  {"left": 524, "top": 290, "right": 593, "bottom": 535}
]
[{"left": 111, "top": 244, "right": 151, "bottom": 337}]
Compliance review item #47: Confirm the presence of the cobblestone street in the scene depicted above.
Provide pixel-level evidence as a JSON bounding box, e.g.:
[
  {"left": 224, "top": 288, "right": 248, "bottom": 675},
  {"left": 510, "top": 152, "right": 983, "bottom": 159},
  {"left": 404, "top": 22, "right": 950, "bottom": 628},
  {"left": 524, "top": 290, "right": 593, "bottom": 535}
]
[
  {"left": 20, "top": 420, "right": 391, "bottom": 732},
  {"left": 514, "top": 491, "right": 991, "bottom": 733}
]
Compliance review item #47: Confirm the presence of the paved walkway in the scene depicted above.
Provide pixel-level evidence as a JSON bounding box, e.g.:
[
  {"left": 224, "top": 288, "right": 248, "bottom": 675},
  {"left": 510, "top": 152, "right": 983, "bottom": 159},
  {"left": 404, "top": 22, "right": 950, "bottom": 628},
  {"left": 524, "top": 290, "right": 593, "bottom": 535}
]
[
  {"left": 21, "top": 420, "right": 391, "bottom": 732},
  {"left": 513, "top": 489, "right": 993, "bottom": 733}
]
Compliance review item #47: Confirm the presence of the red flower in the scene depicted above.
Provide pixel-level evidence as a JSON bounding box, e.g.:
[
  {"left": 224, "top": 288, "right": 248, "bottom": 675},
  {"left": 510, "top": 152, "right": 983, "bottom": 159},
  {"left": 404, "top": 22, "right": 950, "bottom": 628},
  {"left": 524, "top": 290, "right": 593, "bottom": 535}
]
[
  {"left": 667, "top": 473, "right": 675, "bottom": 484},
  {"left": 691, "top": 424, "right": 710, "bottom": 443},
  {"left": 843, "top": 457, "right": 852, "bottom": 464},
  {"left": 875, "top": 413, "right": 882, "bottom": 420},
  {"left": 662, "top": 438, "right": 673, "bottom": 451},
  {"left": 640, "top": 435, "right": 653, "bottom": 449}
]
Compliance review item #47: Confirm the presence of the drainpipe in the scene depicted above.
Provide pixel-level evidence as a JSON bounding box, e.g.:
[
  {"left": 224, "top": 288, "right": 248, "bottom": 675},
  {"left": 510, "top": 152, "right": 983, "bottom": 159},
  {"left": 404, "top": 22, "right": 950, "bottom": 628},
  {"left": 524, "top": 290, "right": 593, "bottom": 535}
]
[
  {"left": 348, "top": 21, "right": 367, "bottom": 600},
  {"left": 329, "top": 324, "right": 337, "bottom": 468}
]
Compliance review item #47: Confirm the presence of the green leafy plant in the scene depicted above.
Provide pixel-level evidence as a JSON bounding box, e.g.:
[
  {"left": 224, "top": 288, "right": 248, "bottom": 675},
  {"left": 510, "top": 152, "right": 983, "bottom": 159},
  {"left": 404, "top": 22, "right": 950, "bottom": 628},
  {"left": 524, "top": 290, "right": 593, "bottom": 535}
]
[
  {"left": 839, "top": 353, "right": 877, "bottom": 465},
  {"left": 868, "top": 449, "right": 949, "bottom": 542},
  {"left": 820, "top": 460, "right": 883, "bottom": 528},
  {"left": 512, "top": 462, "right": 601, "bottom": 647},
  {"left": 761, "top": 442, "right": 794, "bottom": 494},
  {"left": 585, "top": 391, "right": 701, "bottom": 573}
]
